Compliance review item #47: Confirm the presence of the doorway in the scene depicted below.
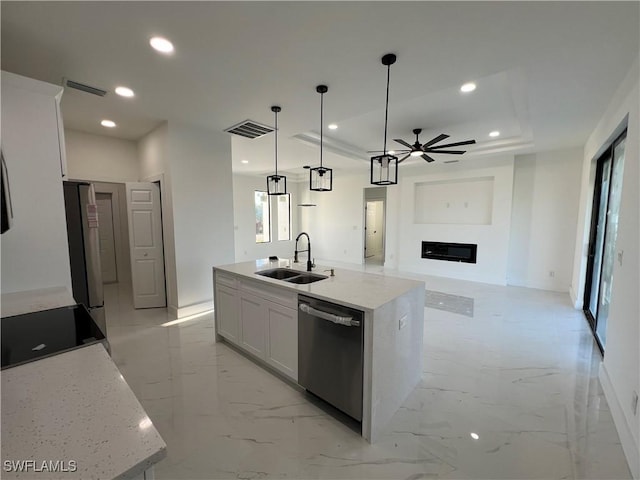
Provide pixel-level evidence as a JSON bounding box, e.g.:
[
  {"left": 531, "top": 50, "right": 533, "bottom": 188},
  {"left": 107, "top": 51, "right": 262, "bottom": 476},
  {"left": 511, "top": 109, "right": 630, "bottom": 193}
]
[
  {"left": 95, "top": 193, "right": 118, "bottom": 283},
  {"left": 583, "top": 130, "right": 626, "bottom": 353},
  {"left": 364, "top": 187, "right": 387, "bottom": 265}
]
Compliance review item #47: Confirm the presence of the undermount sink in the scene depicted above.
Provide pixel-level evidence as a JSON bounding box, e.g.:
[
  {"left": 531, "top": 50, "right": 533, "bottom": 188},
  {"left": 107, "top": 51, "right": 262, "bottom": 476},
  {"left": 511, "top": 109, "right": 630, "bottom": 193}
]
[
  {"left": 255, "top": 268, "right": 328, "bottom": 284},
  {"left": 284, "top": 273, "right": 328, "bottom": 284},
  {"left": 255, "top": 268, "right": 301, "bottom": 280}
]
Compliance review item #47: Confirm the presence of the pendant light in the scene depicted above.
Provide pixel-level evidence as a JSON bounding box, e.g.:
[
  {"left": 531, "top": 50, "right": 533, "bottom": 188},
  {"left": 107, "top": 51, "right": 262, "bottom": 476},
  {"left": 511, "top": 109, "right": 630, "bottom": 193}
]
[
  {"left": 371, "top": 54, "right": 399, "bottom": 186},
  {"left": 310, "top": 85, "right": 333, "bottom": 192},
  {"left": 267, "top": 105, "right": 287, "bottom": 195}
]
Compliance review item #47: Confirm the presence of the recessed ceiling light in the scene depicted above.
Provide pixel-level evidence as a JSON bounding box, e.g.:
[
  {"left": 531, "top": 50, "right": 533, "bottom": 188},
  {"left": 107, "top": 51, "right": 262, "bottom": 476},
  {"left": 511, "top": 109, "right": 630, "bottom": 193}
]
[
  {"left": 101, "top": 120, "right": 116, "bottom": 128},
  {"left": 328, "top": 124, "right": 338, "bottom": 130},
  {"left": 149, "top": 36, "right": 174, "bottom": 54},
  {"left": 470, "top": 432, "right": 480, "bottom": 440},
  {"left": 489, "top": 130, "right": 500, "bottom": 137},
  {"left": 460, "top": 82, "right": 476, "bottom": 93},
  {"left": 241, "top": 160, "right": 249, "bottom": 164},
  {"left": 115, "top": 86, "right": 135, "bottom": 98}
]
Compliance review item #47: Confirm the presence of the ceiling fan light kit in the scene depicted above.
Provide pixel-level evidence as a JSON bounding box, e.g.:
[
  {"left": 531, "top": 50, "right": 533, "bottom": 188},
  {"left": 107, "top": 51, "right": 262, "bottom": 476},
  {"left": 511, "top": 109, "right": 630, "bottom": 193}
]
[
  {"left": 310, "top": 85, "right": 333, "bottom": 192},
  {"left": 267, "top": 105, "right": 287, "bottom": 196},
  {"left": 371, "top": 53, "right": 399, "bottom": 186}
]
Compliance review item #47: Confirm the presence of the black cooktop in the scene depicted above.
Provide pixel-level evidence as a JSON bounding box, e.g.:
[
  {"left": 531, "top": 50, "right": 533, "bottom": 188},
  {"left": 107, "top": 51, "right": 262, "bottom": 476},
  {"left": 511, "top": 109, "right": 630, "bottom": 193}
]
[{"left": 1, "top": 304, "right": 106, "bottom": 369}]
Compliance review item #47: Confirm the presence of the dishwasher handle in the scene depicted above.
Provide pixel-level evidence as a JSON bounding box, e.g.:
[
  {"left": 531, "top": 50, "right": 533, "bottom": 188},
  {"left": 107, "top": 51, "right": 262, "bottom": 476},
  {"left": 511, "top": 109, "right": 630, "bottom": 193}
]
[{"left": 299, "top": 303, "right": 360, "bottom": 327}]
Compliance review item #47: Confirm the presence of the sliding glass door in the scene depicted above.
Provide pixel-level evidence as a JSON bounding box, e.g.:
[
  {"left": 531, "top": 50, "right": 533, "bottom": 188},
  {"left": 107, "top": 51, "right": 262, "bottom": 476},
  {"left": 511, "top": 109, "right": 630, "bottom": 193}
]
[{"left": 584, "top": 132, "right": 626, "bottom": 352}]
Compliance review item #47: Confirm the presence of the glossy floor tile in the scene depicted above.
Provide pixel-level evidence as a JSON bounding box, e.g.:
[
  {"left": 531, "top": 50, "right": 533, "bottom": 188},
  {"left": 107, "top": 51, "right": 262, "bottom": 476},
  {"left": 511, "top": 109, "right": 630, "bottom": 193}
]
[{"left": 104, "top": 268, "right": 631, "bottom": 480}]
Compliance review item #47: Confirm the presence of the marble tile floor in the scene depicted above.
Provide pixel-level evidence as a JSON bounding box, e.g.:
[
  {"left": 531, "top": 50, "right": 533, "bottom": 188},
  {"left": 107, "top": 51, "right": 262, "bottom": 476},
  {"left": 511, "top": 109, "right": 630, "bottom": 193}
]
[{"left": 104, "top": 269, "right": 631, "bottom": 480}]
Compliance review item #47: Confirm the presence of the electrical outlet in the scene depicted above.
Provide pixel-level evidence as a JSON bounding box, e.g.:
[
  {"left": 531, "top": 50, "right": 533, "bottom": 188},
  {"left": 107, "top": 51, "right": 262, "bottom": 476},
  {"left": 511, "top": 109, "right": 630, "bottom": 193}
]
[
  {"left": 632, "top": 391, "right": 638, "bottom": 416},
  {"left": 399, "top": 315, "right": 407, "bottom": 330}
]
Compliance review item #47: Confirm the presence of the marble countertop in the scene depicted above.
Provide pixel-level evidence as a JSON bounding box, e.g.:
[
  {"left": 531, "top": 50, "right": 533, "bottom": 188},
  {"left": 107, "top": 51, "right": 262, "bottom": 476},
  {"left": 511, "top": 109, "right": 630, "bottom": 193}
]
[
  {"left": 214, "top": 259, "right": 424, "bottom": 311},
  {"left": 1, "top": 286, "right": 76, "bottom": 317},
  {"left": 1, "top": 343, "right": 167, "bottom": 479}
]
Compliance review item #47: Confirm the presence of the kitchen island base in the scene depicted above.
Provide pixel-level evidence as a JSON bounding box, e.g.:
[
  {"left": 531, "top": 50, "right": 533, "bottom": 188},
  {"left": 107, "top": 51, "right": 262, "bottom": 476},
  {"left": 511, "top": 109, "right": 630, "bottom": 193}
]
[{"left": 213, "top": 260, "right": 425, "bottom": 443}]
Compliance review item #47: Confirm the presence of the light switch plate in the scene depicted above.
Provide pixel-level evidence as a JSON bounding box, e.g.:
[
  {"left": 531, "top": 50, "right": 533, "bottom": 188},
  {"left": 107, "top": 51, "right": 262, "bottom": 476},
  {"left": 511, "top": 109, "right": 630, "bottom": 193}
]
[{"left": 399, "top": 315, "right": 407, "bottom": 330}]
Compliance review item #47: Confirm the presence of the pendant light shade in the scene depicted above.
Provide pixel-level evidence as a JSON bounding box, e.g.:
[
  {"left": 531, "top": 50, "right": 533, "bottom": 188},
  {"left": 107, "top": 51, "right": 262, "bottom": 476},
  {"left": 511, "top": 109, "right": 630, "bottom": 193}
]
[
  {"left": 371, "top": 53, "right": 399, "bottom": 186},
  {"left": 310, "top": 85, "right": 333, "bottom": 192},
  {"left": 267, "top": 106, "right": 287, "bottom": 196},
  {"left": 371, "top": 153, "right": 398, "bottom": 185}
]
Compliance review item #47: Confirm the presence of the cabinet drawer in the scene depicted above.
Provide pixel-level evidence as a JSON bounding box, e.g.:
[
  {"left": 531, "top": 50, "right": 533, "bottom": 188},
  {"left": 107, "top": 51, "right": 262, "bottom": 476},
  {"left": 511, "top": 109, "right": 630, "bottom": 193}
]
[
  {"left": 240, "top": 279, "right": 297, "bottom": 309},
  {"left": 215, "top": 271, "right": 238, "bottom": 289}
]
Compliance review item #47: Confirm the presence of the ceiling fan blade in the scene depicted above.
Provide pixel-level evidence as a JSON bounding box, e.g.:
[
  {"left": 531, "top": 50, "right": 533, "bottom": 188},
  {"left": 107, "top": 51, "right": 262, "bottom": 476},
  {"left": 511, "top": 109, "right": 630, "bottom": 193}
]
[
  {"left": 368, "top": 149, "right": 410, "bottom": 153},
  {"left": 423, "top": 149, "right": 466, "bottom": 154},
  {"left": 397, "top": 154, "right": 411, "bottom": 163},
  {"left": 422, "top": 134, "right": 449, "bottom": 148},
  {"left": 393, "top": 139, "right": 413, "bottom": 149},
  {"left": 428, "top": 139, "right": 476, "bottom": 149},
  {"left": 422, "top": 153, "right": 436, "bottom": 163}
]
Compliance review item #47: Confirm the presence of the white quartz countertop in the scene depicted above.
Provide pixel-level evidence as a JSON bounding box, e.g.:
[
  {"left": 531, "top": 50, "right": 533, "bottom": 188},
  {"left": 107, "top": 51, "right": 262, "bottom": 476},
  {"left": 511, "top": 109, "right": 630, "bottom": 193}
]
[
  {"left": 1, "top": 286, "right": 76, "bottom": 317},
  {"left": 1, "top": 343, "right": 167, "bottom": 479},
  {"left": 214, "top": 259, "right": 425, "bottom": 311}
]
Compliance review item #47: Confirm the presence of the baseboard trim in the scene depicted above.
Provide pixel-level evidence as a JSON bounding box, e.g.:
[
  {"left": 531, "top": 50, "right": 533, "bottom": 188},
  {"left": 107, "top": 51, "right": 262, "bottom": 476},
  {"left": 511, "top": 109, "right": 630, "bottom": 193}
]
[
  {"left": 176, "top": 300, "right": 214, "bottom": 318},
  {"left": 600, "top": 363, "right": 640, "bottom": 479},
  {"left": 167, "top": 305, "right": 178, "bottom": 319}
]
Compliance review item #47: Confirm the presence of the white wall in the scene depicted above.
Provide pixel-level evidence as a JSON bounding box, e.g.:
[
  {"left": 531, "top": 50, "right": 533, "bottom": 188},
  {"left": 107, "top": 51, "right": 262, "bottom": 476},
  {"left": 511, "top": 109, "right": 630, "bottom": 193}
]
[
  {"left": 1, "top": 72, "right": 72, "bottom": 294},
  {"left": 571, "top": 57, "right": 639, "bottom": 478},
  {"left": 300, "top": 171, "right": 372, "bottom": 265},
  {"left": 168, "top": 122, "right": 235, "bottom": 315},
  {"left": 397, "top": 156, "right": 514, "bottom": 285},
  {"left": 233, "top": 174, "right": 300, "bottom": 262},
  {"left": 65, "top": 129, "right": 138, "bottom": 182},
  {"left": 508, "top": 147, "right": 583, "bottom": 292}
]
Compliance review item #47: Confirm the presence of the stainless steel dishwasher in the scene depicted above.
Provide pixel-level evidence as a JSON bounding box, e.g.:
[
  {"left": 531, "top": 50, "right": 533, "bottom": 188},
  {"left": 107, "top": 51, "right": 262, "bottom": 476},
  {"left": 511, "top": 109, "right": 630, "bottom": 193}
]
[{"left": 298, "top": 295, "right": 364, "bottom": 421}]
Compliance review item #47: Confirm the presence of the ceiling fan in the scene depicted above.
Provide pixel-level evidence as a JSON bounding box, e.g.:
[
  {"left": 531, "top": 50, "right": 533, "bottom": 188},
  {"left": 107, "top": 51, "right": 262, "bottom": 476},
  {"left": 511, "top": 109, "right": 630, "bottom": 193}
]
[{"left": 369, "top": 128, "right": 476, "bottom": 163}]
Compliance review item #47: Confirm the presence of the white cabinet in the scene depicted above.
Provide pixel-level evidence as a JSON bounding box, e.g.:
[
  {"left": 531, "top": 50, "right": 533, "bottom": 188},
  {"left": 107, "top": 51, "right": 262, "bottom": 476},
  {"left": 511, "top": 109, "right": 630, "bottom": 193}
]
[
  {"left": 239, "top": 291, "right": 266, "bottom": 358},
  {"left": 213, "top": 269, "right": 298, "bottom": 381},
  {"left": 0, "top": 71, "right": 72, "bottom": 294},
  {"left": 265, "top": 301, "right": 298, "bottom": 380},
  {"left": 215, "top": 284, "right": 239, "bottom": 343}
]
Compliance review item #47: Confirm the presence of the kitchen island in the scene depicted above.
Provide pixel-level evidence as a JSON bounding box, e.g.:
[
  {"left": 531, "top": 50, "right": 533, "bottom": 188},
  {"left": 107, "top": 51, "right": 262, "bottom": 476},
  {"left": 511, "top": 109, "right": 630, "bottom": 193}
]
[{"left": 213, "top": 259, "right": 425, "bottom": 443}]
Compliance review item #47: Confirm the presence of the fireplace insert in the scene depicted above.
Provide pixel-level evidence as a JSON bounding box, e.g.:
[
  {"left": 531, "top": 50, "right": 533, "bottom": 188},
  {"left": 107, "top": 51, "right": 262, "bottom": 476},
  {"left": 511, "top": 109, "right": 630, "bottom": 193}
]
[{"left": 421, "top": 241, "right": 477, "bottom": 263}]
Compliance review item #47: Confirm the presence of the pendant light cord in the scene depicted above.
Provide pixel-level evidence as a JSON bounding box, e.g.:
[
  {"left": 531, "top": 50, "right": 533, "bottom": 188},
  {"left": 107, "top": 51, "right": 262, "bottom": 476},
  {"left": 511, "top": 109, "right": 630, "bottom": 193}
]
[
  {"left": 383, "top": 63, "right": 390, "bottom": 154},
  {"left": 274, "top": 109, "right": 279, "bottom": 175},
  {"left": 320, "top": 91, "right": 324, "bottom": 168}
]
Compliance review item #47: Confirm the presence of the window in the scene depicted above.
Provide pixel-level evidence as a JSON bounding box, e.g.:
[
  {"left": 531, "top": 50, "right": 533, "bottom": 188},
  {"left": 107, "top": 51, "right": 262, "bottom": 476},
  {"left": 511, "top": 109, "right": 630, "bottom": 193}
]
[
  {"left": 254, "top": 192, "right": 291, "bottom": 243},
  {"left": 276, "top": 194, "right": 291, "bottom": 241},
  {"left": 255, "top": 191, "right": 270, "bottom": 243}
]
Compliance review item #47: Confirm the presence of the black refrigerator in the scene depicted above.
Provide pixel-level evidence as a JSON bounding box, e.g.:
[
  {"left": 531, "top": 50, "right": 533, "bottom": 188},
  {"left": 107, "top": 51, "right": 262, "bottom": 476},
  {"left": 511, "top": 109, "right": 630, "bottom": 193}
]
[{"left": 63, "top": 181, "right": 106, "bottom": 336}]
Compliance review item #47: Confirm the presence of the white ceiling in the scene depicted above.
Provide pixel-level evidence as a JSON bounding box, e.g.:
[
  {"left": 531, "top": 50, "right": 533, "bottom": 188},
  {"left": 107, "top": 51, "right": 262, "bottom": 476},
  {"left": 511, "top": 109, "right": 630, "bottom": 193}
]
[{"left": 2, "top": 2, "right": 638, "bottom": 175}]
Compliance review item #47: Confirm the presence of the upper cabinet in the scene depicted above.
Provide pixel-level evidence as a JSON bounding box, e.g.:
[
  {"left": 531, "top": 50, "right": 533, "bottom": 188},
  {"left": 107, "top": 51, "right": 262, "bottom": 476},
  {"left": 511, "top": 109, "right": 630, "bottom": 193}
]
[{"left": 1, "top": 71, "right": 72, "bottom": 294}]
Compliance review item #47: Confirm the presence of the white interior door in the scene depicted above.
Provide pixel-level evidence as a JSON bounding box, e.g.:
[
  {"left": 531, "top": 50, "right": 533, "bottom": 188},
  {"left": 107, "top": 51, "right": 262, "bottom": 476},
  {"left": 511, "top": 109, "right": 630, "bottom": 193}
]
[
  {"left": 96, "top": 193, "right": 118, "bottom": 283},
  {"left": 365, "top": 201, "right": 376, "bottom": 258},
  {"left": 126, "top": 182, "right": 166, "bottom": 309},
  {"left": 372, "top": 201, "right": 384, "bottom": 255}
]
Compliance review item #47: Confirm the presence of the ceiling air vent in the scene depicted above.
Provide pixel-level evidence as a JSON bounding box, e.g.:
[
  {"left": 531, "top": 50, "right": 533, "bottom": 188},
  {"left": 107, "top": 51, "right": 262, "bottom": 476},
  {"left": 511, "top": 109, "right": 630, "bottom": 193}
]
[
  {"left": 63, "top": 78, "right": 107, "bottom": 97},
  {"left": 224, "top": 120, "right": 274, "bottom": 139}
]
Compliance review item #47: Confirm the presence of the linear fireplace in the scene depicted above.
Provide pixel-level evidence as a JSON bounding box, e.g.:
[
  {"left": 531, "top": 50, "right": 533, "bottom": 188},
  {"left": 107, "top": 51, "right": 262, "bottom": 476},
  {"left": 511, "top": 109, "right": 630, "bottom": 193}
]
[{"left": 421, "top": 241, "right": 477, "bottom": 264}]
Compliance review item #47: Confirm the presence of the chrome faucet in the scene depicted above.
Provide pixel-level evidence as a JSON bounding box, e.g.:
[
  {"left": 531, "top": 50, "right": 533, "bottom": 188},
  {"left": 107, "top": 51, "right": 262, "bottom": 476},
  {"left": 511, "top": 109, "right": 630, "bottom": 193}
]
[{"left": 294, "top": 232, "right": 314, "bottom": 271}]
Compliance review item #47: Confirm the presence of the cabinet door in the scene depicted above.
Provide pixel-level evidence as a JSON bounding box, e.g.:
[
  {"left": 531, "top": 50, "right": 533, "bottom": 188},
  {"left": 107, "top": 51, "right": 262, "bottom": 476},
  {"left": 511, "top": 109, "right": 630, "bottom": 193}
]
[
  {"left": 215, "top": 284, "right": 239, "bottom": 343},
  {"left": 239, "top": 292, "right": 266, "bottom": 359},
  {"left": 265, "top": 301, "right": 298, "bottom": 381}
]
